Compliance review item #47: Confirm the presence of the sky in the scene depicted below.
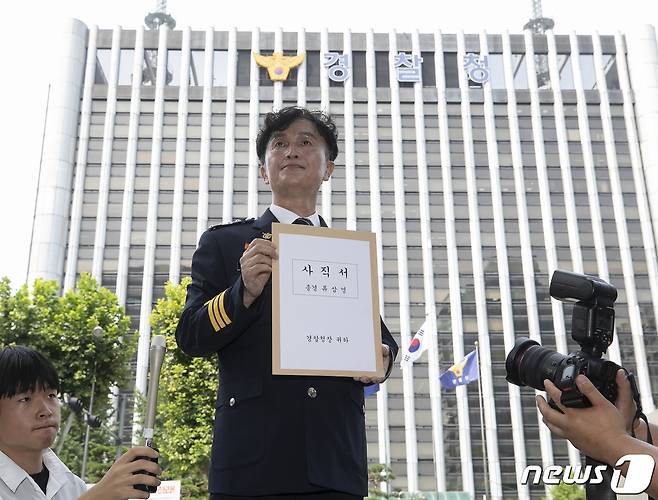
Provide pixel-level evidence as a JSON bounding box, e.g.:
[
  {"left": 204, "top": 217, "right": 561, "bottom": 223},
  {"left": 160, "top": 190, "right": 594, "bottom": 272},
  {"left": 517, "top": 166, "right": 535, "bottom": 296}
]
[{"left": 0, "top": 0, "right": 655, "bottom": 289}]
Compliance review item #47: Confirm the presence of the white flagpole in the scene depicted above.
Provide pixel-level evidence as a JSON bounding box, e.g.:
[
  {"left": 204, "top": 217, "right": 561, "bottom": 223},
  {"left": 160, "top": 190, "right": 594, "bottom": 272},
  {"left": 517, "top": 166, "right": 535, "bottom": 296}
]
[{"left": 475, "top": 341, "right": 490, "bottom": 500}]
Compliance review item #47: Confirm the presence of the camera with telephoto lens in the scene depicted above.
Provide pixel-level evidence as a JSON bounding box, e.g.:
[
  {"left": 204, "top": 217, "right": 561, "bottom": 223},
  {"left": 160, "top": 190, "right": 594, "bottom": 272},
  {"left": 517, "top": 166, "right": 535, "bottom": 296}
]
[{"left": 505, "top": 269, "right": 621, "bottom": 408}]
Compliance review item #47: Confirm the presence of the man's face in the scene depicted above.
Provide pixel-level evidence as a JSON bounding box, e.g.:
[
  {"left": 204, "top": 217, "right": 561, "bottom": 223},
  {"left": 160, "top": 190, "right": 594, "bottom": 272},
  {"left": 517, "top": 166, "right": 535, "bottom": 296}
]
[
  {"left": 0, "top": 388, "right": 61, "bottom": 457},
  {"left": 260, "top": 118, "right": 335, "bottom": 197}
]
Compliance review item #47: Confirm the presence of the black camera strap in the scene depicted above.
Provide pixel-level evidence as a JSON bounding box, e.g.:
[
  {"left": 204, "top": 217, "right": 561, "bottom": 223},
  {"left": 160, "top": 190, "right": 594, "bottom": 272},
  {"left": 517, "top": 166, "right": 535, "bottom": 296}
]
[
  {"left": 626, "top": 371, "right": 653, "bottom": 445},
  {"left": 625, "top": 371, "right": 655, "bottom": 500}
]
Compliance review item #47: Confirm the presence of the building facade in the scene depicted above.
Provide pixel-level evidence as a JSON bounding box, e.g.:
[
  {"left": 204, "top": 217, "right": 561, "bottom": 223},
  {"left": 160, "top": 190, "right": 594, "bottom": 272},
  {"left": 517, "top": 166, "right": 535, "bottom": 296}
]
[{"left": 28, "top": 18, "right": 658, "bottom": 498}]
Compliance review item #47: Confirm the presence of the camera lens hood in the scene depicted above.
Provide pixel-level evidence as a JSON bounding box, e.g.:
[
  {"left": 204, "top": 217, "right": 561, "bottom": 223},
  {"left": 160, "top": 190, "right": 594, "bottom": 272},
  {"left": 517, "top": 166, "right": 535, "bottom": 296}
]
[{"left": 505, "top": 337, "right": 540, "bottom": 386}]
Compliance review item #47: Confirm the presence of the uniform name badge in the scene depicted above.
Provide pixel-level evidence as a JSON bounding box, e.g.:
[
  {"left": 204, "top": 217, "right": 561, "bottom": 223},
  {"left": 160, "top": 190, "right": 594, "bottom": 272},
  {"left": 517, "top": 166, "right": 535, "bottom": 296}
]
[{"left": 271, "top": 223, "right": 384, "bottom": 378}]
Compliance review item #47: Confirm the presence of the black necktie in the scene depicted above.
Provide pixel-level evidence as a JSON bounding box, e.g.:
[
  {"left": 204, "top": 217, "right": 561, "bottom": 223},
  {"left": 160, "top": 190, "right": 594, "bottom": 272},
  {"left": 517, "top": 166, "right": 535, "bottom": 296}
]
[{"left": 293, "top": 217, "right": 313, "bottom": 226}]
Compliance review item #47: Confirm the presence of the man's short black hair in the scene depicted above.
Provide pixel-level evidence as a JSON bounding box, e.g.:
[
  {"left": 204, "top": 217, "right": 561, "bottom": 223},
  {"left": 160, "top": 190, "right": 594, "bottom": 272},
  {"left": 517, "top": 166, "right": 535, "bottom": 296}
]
[
  {"left": 256, "top": 106, "right": 339, "bottom": 164},
  {"left": 0, "top": 346, "right": 60, "bottom": 399}
]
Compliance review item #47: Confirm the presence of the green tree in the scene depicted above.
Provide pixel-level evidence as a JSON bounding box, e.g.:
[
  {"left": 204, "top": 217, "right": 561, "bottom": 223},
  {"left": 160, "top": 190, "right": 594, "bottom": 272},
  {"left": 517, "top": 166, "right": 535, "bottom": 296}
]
[
  {"left": 0, "top": 274, "right": 135, "bottom": 481},
  {"left": 151, "top": 278, "right": 217, "bottom": 499},
  {"left": 367, "top": 463, "right": 395, "bottom": 498},
  {"left": 548, "top": 481, "right": 586, "bottom": 500}
]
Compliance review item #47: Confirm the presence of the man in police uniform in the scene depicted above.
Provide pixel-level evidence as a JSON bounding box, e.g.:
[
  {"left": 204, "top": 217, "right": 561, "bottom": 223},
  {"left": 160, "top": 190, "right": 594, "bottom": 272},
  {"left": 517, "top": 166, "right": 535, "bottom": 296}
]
[{"left": 175, "top": 107, "right": 398, "bottom": 499}]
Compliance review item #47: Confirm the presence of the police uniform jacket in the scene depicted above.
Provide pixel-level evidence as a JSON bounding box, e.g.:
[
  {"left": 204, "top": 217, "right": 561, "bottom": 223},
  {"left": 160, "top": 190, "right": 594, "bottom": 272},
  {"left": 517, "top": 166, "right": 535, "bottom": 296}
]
[{"left": 175, "top": 209, "right": 398, "bottom": 496}]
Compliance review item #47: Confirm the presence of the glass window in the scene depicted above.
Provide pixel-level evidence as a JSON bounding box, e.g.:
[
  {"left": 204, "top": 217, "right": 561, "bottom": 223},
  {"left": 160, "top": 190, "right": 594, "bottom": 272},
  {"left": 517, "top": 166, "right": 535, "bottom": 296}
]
[
  {"left": 579, "top": 54, "right": 597, "bottom": 89},
  {"left": 556, "top": 54, "right": 575, "bottom": 89},
  {"left": 118, "top": 49, "right": 134, "bottom": 85},
  {"left": 603, "top": 54, "right": 620, "bottom": 90},
  {"left": 166, "top": 49, "right": 182, "bottom": 85},
  {"left": 305, "top": 50, "right": 320, "bottom": 87},
  {"left": 352, "top": 51, "right": 366, "bottom": 87},
  {"left": 213, "top": 50, "right": 228, "bottom": 87},
  {"left": 511, "top": 54, "right": 528, "bottom": 89},
  {"left": 95, "top": 49, "right": 112, "bottom": 84},
  {"left": 236, "top": 49, "right": 251, "bottom": 86},
  {"left": 421, "top": 51, "right": 436, "bottom": 87},
  {"left": 189, "top": 49, "right": 205, "bottom": 86},
  {"left": 534, "top": 54, "right": 551, "bottom": 89},
  {"left": 376, "top": 51, "right": 390, "bottom": 87},
  {"left": 182, "top": 50, "right": 228, "bottom": 87},
  {"left": 487, "top": 54, "right": 506, "bottom": 89},
  {"left": 142, "top": 49, "right": 158, "bottom": 86},
  {"left": 444, "top": 52, "right": 458, "bottom": 88}
]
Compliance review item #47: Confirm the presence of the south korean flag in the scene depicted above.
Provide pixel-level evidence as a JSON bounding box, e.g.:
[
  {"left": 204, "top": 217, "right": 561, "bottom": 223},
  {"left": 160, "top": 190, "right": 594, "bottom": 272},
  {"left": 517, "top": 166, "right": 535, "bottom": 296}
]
[{"left": 400, "top": 317, "right": 432, "bottom": 365}]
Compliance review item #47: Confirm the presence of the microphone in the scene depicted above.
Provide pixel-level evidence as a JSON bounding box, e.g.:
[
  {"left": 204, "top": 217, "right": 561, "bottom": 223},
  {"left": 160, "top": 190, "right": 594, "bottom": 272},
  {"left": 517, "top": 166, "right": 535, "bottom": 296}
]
[
  {"left": 143, "top": 334, "right": 166, "bottom": 447},
  {"left": 134, "top": 335, "right": 166, "bottom": 493}
]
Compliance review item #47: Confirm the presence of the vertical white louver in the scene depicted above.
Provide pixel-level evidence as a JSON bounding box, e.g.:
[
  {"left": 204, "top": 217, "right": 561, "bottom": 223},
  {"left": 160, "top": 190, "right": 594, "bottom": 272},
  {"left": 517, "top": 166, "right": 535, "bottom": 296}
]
[
  {"left": 365, "top": 28, "right": 392, "bottom": 485},
  {"left": 502, "top": 32, "right": 553, "bottom": 493},
  {"left": 569, "top": 32, "right": 621, "bottom": 363},
  {"left": 343, "top": 29, "right": 356, "bottom": 230},
  {"left": 197, "top": 28, "right": 213, "bottom": 232},
  {"left": 272, "top": 28, "right": 283, "bottom": 111},
  {"left": 411, "top": 29, "right": 446, "bottom": 493},
  {"left": 546, "top": 31, "right": 584, "bottom": 272},
  {"left": 222, "top": 28, "right": 238, "bottom": 223},
  {"left": 63, "top": 25, "right": 98, "bottom": 292},
  {"left": 296, "top": 29, "right": 307, "bottom": 107},
  {"left": 526, "top": 29, "right": 580, "bottom": 468},
  {"left": 479, "top": 29, "right": 527, "bottom": 500},
  {"left": 434, "top": 29, "right": 474, "bottom": 497},
  {"left": 593, "top": 32, "right": 654, "bottom": 412},
  {"left": 169, "top": 26, "right": 191, "bottom": 284},
  {"left": 388, "top": 29, "right": 419, "bottom": 494},
  {"left": 320, "top": 28, "right": 332, "bottom": 224},
  {"left": 456, "top": 30, "right": 502, "bottom": 499},
  {"left": 616, "top": 32, "right": 658, "bottom": 389},
  {"left": 92, "top": 26, "right": 122, "bottom": 283},
  {"left": 247, "top": 28, "right": 261, "bottom": 219},
  {"left": 116, "top": 26, "right": 145, "bottom": 305}
]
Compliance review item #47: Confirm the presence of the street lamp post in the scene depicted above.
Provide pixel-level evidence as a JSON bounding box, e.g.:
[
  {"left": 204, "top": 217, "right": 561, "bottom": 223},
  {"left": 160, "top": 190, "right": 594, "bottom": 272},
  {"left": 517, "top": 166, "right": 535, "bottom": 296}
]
[
  {"left": 115, "top": 393, "right": 127, "bottom": 460},
  {"left": 80, "top": 325, "right": 103, "bottom": 482},
  {"left": 80, "top": 363, "right": 97, "bottom": 481},
  {"left": 55, "top": 396, "right": 83, "bottom": 454}
]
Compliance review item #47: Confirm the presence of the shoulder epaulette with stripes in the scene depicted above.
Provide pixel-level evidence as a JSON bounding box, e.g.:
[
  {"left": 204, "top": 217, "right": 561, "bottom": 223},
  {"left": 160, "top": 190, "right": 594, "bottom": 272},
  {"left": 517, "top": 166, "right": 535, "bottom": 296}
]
[{"left": 208, "top": 218, "right": 255, "bottom": 231}]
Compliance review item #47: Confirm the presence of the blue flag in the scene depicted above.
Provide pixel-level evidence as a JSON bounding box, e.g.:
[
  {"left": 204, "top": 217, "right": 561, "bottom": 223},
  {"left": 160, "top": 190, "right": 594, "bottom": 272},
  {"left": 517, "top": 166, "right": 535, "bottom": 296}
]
[
  {"left": 364, "top": 383, "right": 380, "bottom": 397},
  {"left": 440, "top": 350, "right": 479, "bottom": 389}
]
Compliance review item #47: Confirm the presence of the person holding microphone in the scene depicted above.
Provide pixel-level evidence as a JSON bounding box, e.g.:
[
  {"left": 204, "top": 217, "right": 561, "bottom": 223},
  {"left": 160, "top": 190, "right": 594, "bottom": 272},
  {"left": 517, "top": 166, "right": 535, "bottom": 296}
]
[{"left": 0, "top": 345, "right": 161, "bottom": 499}]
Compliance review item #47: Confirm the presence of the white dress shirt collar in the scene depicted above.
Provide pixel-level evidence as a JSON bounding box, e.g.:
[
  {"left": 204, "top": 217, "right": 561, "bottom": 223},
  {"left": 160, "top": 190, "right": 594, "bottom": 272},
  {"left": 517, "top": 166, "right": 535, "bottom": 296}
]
[
  {"left": 269, "top": 203, "right": 320, "bottom": 226},
  {"left": 0, "top": 449, "right": 87, "bottom": 499}
]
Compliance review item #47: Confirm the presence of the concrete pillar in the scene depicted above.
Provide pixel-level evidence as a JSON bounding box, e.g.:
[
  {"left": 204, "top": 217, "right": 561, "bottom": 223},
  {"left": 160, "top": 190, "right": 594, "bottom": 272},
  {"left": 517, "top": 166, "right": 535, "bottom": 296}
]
[{"left": 28, "top": 19, "right": 88, "bottom": 285}]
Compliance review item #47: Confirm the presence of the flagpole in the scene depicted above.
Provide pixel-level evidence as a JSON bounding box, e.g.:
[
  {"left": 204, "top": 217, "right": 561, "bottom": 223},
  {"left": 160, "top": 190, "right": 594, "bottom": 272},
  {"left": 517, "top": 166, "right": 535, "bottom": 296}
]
[{"left": 475, "top": 341, "right": 490, "bottom": 500}]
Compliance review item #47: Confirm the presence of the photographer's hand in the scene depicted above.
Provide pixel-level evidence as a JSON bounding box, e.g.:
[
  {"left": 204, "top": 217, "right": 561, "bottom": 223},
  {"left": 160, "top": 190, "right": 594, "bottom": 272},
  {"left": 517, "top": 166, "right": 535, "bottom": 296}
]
[
  {"left": 537, "top": 374, "right": 658, "bottom": 497},
  {"left": 536, "top": 374, "right": 628, "bottom": 464},
  {"left": 614, "top": 368, "right": 638, "bottom": 434}
]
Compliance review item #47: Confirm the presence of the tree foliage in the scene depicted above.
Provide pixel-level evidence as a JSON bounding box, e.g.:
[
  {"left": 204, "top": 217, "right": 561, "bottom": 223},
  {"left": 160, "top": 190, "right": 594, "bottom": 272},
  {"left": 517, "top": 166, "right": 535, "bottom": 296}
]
[
  {"left": 548, "top": 481, "right": 586, "bottom": 500},
  {"left": 367, "top": 463, "right": 396, "bottom": 498},
  {"left": 151, "top": 278, "right": 217, "bottom": 499},
  {"left": 0, "top": 274, "right": 135, "bottom": 481}
]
